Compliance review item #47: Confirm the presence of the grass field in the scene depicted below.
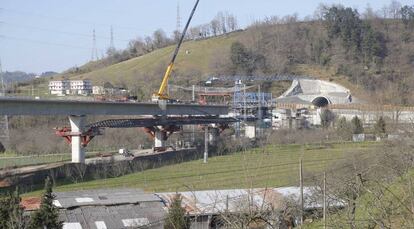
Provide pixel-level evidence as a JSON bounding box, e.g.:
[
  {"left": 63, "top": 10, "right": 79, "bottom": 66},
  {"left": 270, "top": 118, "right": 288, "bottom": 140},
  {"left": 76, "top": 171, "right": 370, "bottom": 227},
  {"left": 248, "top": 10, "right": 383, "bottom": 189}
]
[
  {"left": 24, "top": 142, "right": 378, "bottom": 196},
  {"left": 0, "top": 154, "right": 70, "bottom": 169},
  {"left": 0, "top": 151, "right": 113, "bottom": 169}
]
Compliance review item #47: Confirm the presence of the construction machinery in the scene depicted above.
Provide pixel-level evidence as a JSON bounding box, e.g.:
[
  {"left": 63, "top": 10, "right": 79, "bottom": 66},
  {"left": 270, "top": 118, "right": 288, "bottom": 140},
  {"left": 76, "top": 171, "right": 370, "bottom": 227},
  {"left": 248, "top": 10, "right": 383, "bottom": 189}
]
[{"left": 152, "top": 0, "right": 200, "bottom": 102}]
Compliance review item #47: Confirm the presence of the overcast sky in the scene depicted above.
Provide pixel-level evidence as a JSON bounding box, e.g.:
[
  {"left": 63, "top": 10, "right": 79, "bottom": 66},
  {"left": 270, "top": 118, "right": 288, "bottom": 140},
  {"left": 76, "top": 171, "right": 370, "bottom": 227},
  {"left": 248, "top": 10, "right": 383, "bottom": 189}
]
[{"left": 0, "top": 0, "right": 412, "bottom": 73}]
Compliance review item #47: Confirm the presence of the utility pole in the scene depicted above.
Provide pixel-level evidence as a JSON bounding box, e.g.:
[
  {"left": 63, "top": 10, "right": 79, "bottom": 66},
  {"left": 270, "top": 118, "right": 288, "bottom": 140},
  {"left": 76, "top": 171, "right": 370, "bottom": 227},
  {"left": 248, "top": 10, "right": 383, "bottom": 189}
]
[
  {"left": 258, "top": 84, "right": 262, "bottom": 120},
  {"left": 192, "top": 85, "right": 195, "bottom": 101},
  {"left": 323, "top": 172, "right": 327, "bottom": 229},
  {"left": 243, "top": 83, "right": 247, "bottom": 122},
  {"left": 258, "top": 84, "right": 262, "bottom": 137},
  {"left": 300, "top": 159, "right": 304, "bottom": 226},
  {"left": 204, "top": 126, "right": 208, "bottom": 163}
]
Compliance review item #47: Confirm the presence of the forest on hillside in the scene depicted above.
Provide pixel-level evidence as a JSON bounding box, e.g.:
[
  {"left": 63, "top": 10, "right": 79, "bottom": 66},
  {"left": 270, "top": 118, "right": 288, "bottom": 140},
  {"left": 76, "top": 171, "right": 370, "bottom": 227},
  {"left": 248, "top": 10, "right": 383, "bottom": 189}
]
[{"left": 219, "top": 3, "right": 414, "bottom": 105}]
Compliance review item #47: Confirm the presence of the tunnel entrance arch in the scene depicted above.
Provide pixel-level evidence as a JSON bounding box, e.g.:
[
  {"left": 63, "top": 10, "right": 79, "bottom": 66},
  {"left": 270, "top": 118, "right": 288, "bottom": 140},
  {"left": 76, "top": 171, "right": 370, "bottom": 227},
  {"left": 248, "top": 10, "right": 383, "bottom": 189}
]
[{"left": 312, "top": 96, "right": 330, "bottom": 107}]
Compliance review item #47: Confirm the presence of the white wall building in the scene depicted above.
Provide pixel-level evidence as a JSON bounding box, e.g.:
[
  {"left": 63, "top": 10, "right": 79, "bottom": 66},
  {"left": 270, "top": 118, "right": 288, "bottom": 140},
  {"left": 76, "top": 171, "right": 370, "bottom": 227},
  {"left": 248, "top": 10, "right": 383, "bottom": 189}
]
[
  {"left": 49, "top": 80, "right": 70, "bottom": 96},
  {"left": 70, "top": 80, "right": 92, "bottom": 95},
  {"left": 49, "top": 80, "right": 92, "bottom": 96},
  {"left": 92, "top": 86, "right": 105, "bottom": 95}
]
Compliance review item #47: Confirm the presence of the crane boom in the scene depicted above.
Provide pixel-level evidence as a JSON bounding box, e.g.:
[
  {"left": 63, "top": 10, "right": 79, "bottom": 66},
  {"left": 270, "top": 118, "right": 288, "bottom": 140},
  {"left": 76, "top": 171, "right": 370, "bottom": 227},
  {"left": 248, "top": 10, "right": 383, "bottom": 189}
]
[{"left": 152, "top": 0, "right": 200, "bottom": 101}]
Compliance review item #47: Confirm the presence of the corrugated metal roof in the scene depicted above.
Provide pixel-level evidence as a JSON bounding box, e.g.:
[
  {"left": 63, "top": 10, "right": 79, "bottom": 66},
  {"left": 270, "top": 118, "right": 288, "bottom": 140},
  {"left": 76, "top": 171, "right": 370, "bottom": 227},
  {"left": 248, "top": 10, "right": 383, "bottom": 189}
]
[
  {"left": 53, "top": 188, "right": 164, "bottom": 229},
  {"left": 59, "top": 203, "right": 164, "bottom": 229},
  {"left": 157, "top": 186, "right": 344, "bottom": 216},
  {"left": 23, "top": 187, "right": 344, "bottom": 228},
  {"left": 54, "top": 188, "right": 160, "bottom": 209}
]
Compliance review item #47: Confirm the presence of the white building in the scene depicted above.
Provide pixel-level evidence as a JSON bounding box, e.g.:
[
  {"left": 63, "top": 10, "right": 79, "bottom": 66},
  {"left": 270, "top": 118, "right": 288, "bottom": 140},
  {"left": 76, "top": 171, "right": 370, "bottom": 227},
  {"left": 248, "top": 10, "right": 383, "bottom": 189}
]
[
  {"left": 92, "top": 85, "right": 105, "bottom": 95},
  {"left": 49, "top": 80, "right": 93, "bottom": 96},
  {"left": 70, "top": 80, "right": 92, "bottom": 95},
  {"left": 48, "top": 80, "right": 70, "bottom": 96}
]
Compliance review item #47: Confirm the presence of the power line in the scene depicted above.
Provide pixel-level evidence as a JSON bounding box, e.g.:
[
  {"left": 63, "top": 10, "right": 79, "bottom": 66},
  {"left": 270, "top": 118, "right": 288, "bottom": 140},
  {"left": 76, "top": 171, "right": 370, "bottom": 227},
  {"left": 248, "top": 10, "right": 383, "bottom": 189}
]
[
  {"left": 1, "top": 22, "right": 132, "bottom": 42},
  {"left": 0, "top": 34, "right": 95, "bottom": 50},
  {"left": 0, "top": 7, "right": 171, "bottom": 34}
]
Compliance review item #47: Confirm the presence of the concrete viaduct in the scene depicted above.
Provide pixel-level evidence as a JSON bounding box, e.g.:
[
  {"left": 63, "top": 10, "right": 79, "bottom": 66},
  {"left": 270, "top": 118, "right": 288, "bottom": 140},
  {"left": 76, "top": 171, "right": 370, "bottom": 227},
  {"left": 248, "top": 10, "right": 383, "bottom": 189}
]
[{"left": 0, "top": 98, "right": 232, "bottom": 163}]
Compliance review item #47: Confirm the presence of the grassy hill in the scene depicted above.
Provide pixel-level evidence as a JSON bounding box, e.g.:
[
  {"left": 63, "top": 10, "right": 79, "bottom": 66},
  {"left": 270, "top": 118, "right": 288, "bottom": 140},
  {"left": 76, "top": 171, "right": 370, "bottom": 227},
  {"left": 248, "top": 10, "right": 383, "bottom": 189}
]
[
  {"left": 45, "top": 29, "right": 370, "bottom": 101},
  {"left": 32, "top": 17, "right": 414, "bottom": 104},
  {"left": 52, "top": 33, "right": 242, "bottom": 98}
]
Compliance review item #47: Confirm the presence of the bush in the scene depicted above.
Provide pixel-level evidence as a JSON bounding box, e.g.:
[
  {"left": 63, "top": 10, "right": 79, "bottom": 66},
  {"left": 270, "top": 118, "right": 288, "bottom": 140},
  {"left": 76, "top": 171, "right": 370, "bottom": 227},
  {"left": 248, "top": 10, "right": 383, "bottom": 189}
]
[
  {"left": 0, "top": 141, "right": 5, "bottom": 153},
  {"left": 351, "top": 116, "right": 364, "bottom": 134},
  {"left": 336, "top": 117, "right": 353, "bottom": 141},
  {"left": 374, "top": 116, "right": 386, "bottom": 135},
  {"left": 164, "top": 194, "right": 190, "bottom": 229},
  {"left": 29, "top": 177, "right": 62, "bottom": 229}
]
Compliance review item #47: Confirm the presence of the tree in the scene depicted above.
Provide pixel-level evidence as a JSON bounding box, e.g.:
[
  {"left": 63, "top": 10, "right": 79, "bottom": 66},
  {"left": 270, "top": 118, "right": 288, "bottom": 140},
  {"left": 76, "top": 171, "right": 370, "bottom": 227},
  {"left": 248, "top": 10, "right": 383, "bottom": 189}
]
[
  {"left": 29, "top": 177, "right": 62, "bottom": 229},
  {"left": 351, "top": 116, "right": 364, "bottom": 134},
  {"left": 152, "top": 29, "right": 170, "bottom": 49},
  {"left": 230, "top": 42, "right": 253, "bottom": 75},
  {"left": 0, "top": 141, "right": 5, "bottom": 153},
  {"left": 323, "top": 6, "right": 386, "bottom": 63},
  {"left": 230, "top": 41, "right": 266, "bottom": 75},
  {"left": 336, "top": 117, "right": 352, "bottom": 140},
  {"left": 320, "top": 109, "right": 335, "bottom": 128},
  {"left": 401, "top": 5, "right": 414, "bottom": 29},
  {"left": 164, "top": 194, "right": 190, "bottom": 229},
  {"left": 210, "top": 19, "right": 220, "bottom": 36},
  {"left": 374, "top": 116, "right": 386, "bottom": 135},
  {"left": 0, "top": 188, "right": 28, "bottom": 229}
]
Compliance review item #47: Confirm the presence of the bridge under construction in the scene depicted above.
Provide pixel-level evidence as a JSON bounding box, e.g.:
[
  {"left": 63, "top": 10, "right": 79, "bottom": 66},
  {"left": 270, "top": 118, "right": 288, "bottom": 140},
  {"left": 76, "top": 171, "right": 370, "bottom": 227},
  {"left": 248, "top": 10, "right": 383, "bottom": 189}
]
[{"left": 0, "top": 97, "right": 234, "bottom": 163}]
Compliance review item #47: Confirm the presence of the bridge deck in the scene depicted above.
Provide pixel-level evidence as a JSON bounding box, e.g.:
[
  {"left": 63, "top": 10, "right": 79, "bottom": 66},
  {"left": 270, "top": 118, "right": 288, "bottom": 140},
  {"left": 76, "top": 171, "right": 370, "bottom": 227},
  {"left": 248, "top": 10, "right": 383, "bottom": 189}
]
[{"left": 0, "top": 98, "right": 228, "bottom": 116}]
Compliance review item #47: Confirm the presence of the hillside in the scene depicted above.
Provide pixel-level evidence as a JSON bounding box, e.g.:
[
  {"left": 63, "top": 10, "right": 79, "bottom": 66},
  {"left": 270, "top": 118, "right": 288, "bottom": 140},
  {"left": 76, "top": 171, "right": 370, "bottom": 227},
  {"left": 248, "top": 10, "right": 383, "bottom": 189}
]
[
  {"left": 41, "top": 6, "right": 414, "bottom": 104},
  {"left": 56, "top": 33, "right": 241, "bottom": 99},
  {"left": 55, "top": 29, "right": 370, "bottom": 101}
]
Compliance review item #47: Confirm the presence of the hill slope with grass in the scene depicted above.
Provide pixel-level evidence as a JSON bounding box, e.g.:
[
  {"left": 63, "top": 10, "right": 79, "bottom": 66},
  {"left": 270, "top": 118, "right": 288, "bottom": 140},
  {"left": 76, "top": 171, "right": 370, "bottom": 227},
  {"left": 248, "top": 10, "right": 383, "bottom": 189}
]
[
  {"left": 56, "top": 33, "right": 241, "bottom": 99},
  {"left": 44, "top": 6, "right": 414, "bottom": 104},
  {"left": 55, "top": 29, "right": 370, "bottom": 101}
]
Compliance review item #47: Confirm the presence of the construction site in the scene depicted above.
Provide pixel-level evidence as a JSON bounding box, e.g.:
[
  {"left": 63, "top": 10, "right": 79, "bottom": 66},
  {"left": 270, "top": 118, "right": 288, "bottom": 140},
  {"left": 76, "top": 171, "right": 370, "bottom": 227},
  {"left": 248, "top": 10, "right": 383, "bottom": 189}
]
[{"left": 3, "top": 0, "right": 414, "bottom": 228}]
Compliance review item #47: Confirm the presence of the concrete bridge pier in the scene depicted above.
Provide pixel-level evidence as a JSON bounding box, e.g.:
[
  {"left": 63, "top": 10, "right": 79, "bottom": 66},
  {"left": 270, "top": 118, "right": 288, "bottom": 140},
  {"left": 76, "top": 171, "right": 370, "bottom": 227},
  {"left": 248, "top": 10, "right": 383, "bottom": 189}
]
[
  {"left": 245, "top": 122, "right": 256, "bottom": 139},
  {"left": 208, "top": 127, "right": 220, "bottom": 142},
  {"left": 154, "top": 129, "right": 167, "bottom": 148},
  {"left": 69, "top": 115, "right": 86, "bottom": 163}
]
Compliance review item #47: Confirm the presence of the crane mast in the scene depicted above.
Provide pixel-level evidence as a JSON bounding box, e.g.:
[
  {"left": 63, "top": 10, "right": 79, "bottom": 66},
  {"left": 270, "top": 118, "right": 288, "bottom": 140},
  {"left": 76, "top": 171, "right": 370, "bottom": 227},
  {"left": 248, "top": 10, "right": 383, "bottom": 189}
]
[{"left": 152, "top": 0, "right": 200, "bottom": 102}]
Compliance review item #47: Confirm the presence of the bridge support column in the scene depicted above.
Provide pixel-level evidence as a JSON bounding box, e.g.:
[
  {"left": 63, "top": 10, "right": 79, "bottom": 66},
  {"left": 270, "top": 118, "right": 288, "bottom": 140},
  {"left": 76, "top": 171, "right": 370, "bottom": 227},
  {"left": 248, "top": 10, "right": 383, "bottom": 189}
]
[
  {"left": 154, "top": 129, "right": 167, "bottom": 148},
  {"left": 209, "top": 127, "right": 220, "bottom": 143},
  {"left": 204, "top": 126, "right": 209, "bottom": 163},
  {"left": 245, "top": 122, "right": 256, "bottom": 139},
  {"left": 69, "top": 115, "right": 86, "bottom": 163}
]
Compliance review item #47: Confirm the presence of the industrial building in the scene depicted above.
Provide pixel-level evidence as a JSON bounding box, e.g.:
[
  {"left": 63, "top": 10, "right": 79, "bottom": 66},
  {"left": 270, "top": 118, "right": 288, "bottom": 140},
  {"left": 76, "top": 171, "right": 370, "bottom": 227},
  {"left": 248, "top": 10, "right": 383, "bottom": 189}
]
[{"left": 22, "top": 187, "right": 343, "bottom": 229}]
